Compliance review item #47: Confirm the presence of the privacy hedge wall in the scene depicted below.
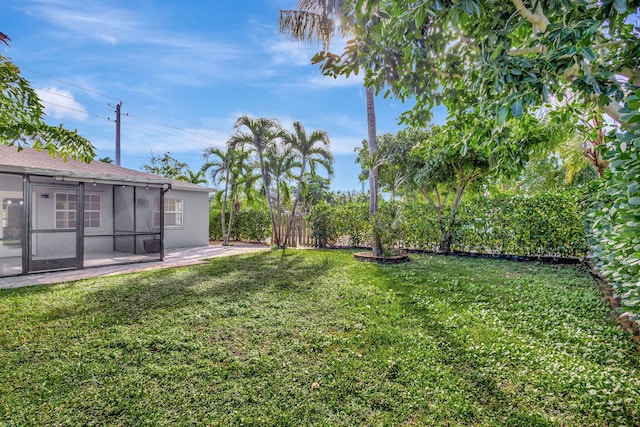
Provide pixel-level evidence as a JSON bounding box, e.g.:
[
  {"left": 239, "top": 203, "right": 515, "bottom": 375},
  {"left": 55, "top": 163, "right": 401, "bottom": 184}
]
[
  {"left": 208, "top": 208, "right": 271, "bottom": 242},
  {"left": 586, "top": 90, "right": 640, "bottom": 322},
  {"left": 308, "top": 191, "right": 588, "bottom": 258}
]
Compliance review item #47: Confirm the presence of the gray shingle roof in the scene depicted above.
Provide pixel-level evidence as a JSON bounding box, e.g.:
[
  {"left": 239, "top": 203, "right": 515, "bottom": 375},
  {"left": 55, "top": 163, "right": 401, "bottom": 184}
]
[{"left": 0, "top": 145, "right": 212, "bottom": 192}]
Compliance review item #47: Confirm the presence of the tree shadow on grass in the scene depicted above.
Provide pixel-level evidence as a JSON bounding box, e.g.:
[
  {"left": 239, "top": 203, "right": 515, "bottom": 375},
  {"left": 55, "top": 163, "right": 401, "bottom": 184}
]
[{"left": 37, "top": 250, "right": 333, "bottom": 326}]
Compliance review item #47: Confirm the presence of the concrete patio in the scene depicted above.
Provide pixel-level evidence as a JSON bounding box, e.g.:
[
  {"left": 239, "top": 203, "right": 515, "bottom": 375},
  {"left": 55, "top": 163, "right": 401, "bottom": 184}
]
[{"left": 0, "top": 243, "right": 270, "bottom": 289}]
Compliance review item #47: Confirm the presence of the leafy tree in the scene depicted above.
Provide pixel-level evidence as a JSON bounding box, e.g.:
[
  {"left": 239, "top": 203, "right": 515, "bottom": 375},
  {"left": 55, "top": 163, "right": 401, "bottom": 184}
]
[
  {"left": 298, "top": 173, "right": 333, "bottom": 211},
  {"left": 322, "top": 0, "right": 638, "bottom": 129},
  {"left": 1, "top": 33, "right": 94, "bottom": 161},
  {"left": 98, "top": 156, "right": 114, "bottom": 164},
  {"left": 391, "top": 112, "right": 562, "bottom": 251},
  {"left": 230, "top": 116, "right": 286, "bottom": 246},
  {"left": 142, "top": 151, "right": 189, "bottom": 179},
  {"left": 356, "top": 132, "right": 414, "bottom": 200},
  {"left": 281, "top": 121, "right": 334, "bottom": 248}
]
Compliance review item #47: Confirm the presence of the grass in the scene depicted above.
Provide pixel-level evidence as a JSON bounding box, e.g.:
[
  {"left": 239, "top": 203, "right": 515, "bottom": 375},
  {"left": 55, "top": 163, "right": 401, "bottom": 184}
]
[{"left": 1, "top": 250, "right": 639, "bottom": 426}]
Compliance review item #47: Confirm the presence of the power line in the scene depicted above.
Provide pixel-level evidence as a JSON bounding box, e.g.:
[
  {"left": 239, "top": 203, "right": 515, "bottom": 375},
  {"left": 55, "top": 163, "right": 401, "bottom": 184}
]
[
  {"left": 38, "top": 99, "right": 228, "bottom": 151},
  {"left": 125, "top": 113, "right": 231, "bottom": 142},
  {"left": 121, "top": 121, "right": 227, "bottom": 149},
  {"left": 22, "top": 67, "right": 121, "bottom": 101},
  {"left": 22, "top": 67, "right": 234, "bottom": 138},
  {"left": 36, "top": 87, "right": 113, "bottom": 112},
  {"left": 38, "top": 99, "right": 109, "bottom": 120}
]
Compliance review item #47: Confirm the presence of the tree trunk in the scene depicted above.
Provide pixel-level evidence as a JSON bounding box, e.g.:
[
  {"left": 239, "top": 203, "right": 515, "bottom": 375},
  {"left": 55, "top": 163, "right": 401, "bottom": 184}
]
[
  {"left": 226, "top": 182, "right": 237, "bottom": 244},
  {"left": 366, "top": 87, "right": 382, "bottom": 256},
  {"left": 259, "top": 157, "right": 278, "bottom": 247},
  {"left": 285, "top": 159, "right": 306, "bottom": 248},
  {"left": 221, "top": 168, "right": 230, "bottom": 246},
  {"left": 275, "top": 183, "right": 282, "bottom": 247},
  {"left": 439, "top": 176, "right": 470, "bottom": 252}
]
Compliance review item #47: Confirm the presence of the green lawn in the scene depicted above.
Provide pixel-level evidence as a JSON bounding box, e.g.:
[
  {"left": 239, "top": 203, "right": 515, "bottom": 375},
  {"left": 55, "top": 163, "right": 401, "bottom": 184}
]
[{"left": 1, "top": 250, "right": 639, "bottom": 426}]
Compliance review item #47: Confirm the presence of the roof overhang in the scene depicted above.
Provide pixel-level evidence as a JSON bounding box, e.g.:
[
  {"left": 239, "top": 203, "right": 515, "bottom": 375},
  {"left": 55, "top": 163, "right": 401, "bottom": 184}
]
[{"left": 0, "top": 165, "right": 214, "bottom": 192}]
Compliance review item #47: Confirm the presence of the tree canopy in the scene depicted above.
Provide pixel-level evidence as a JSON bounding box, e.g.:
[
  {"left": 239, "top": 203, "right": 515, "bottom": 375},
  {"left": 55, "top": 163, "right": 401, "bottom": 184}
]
[
  {"left": 1, "top": 33, "right": 95, "bottom": 161},
  {"left": 314, "top": 0, "right": 639, "bottom": 127}
]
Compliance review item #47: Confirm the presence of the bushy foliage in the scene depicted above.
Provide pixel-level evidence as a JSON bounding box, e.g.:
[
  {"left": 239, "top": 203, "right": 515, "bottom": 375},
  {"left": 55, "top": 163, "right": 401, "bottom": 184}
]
[
  {"left": 454, "top": 192, "right": 588, "bottom": 257},
  {"left": 306, "top": 203, "right": 337, "bottom": 247},
  {"left": 209, "top": 208, "right": 270, "bottom": 242},
  {"left": 309, "top": 192, "right": 587, "bottom": 258},
  {"left": 587, "top": 89, "right": 640, "bottom": 322},
  {"left": 333, "top": 203, "right": 370, "bottom": 247}
]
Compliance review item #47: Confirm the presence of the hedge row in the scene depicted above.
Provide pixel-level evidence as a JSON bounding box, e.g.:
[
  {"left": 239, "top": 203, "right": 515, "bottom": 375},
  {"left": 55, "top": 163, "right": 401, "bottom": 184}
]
[
  {"left": 308, "top": 191, "right": 588, "bottom": 258},
  {"left": 209, "top": 208, "right": 271, "bottom": 242},
  {"left": 586, "top": 90, "right": 640, "bottom": 322}
]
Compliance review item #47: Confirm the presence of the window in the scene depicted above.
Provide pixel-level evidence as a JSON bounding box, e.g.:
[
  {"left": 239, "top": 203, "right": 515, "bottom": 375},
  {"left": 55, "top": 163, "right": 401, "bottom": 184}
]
[
  {"left": 54, "top": 192, "right": 102, "bottom": 229},
  {"left": 154, "top": 197, "right": 183, "bottom": 227},
  {"left": 55, "top": 193, "right": 77, "bottom": 229},
  {"left": 84, "top": 193, "right": 102, "bottom": 228}
]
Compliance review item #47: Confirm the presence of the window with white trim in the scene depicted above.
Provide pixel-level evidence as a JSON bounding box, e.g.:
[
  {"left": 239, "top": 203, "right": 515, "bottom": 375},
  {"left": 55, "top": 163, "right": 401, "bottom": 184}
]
[
  {"left": 154, "top": 197, "right": 183, "bottom": 227},
  {"left": 54, "top": 192, "right": 102, "bottom": 229},
  {"left": 55, "top": 193, "right": 77, "bottom": 229},
  {"left": 84, "top": 193, "right": 102, "bottom": 228}
]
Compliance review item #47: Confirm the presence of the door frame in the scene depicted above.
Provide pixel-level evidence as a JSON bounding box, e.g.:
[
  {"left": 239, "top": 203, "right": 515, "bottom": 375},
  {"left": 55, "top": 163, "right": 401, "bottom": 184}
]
[{"left": 26, "top": 179, "right": 85, "bottom": 273}]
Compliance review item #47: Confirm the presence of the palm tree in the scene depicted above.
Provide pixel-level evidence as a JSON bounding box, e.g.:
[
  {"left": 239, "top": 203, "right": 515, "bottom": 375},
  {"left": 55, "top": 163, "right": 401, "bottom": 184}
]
[
  {"left": 223, "top": 149, "right": 251, "bottom": 243},
  {"left": 264, "top": 144, "right": 298, "bottom": 247},
  {"left": 177, "top": 169, "right": 208, "bottom": 185},
  {"left": 281, "top": 121, "right": 333, "bottom": 247},
  {"left": 279, "top": 0, "right": 383, "bottom": 255},
  {"left": 230, "top": 115, "right": 286, "bottom": 245},
  {"left": 201, "top": 145, "right": 236, "bottom": 245}
]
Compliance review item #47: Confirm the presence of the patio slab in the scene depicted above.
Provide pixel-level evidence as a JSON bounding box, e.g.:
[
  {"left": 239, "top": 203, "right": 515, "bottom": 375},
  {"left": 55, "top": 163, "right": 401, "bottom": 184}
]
[{"left": 0, "top": 243, "right": 270, "bottom": 289}]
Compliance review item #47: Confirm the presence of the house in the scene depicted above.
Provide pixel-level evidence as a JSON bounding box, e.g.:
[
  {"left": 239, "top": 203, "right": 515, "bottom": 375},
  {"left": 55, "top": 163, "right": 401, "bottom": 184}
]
[{"left": 0, "top": 145, "right": 212, "bottom": 277}]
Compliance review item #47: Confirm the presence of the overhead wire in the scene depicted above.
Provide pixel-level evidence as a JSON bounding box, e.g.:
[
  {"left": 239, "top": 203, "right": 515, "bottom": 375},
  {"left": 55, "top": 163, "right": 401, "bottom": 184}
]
[
  {"left": 27, "top": 69, "right": 359, "bottom": 178},
  {"left": 22, "top": 67, "right": 234, "bottom": 139}
]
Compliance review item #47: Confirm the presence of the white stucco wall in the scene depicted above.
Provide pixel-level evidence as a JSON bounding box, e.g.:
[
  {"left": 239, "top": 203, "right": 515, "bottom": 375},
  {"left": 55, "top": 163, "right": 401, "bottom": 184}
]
[{"left": 163, "top": 189, "right": 210, "bottom": 249}]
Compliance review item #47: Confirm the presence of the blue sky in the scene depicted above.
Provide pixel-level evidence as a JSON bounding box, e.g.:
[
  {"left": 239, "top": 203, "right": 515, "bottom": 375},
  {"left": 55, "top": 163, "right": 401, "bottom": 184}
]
[{"left": 1, "top": 0, "right": 446, "bottom": 191}]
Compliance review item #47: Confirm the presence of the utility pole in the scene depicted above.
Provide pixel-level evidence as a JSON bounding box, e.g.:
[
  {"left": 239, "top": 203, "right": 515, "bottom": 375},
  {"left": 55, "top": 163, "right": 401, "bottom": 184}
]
[{"left": 115, "top": 101, "right": 122, "bottom": 166}]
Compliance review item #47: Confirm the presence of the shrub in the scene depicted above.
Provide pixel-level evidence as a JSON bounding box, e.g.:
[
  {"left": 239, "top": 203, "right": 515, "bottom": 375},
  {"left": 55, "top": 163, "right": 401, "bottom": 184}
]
[
  {"left": 307, "top": 191, "right": 587, "bottom": 258},
  {"left": 208, "top": 208, "right": 270, "bottom": 242},
  {"left": 307, "top": 202, "right": 338, "bottom": 247},
  {"left": 586, "top": 89, "right": 640, "bottom": 322}
]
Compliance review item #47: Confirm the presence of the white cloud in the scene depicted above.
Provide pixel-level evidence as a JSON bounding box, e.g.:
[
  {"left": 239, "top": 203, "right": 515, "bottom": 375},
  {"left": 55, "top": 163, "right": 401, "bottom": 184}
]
[
  {"left": 100, "top": 35, "right": 118, "bottom": 45},
  {"left": 266, "top": 39, "right": 317, "bottom": 67},
  {"left": 307, "top": 73, "right": 364, "bottom": 88},
  {"left": 35, "top": 86, "right": 88, "bottom": 121},
  {"left": 325, "top": 134, "right": 364, "bottom": 154}
]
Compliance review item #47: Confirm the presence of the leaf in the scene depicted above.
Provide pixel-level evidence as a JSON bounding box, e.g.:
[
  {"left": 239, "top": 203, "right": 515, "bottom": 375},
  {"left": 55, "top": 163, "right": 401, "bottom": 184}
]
[
  {"left": 490, "top": 43, "right": 503, "bottom": 61},
  {"left": 580, "top": 47, "right": 596, "bottom": 61},
  {"left": 496, "top": 108, "right": 508, "bottom": 126},
  {"left": 629, "top": 196, "right": 640, "bottom": 206},
  {"left": 614, "top": 0, "right": 627, "bottom": 13},
  {"left": 510, "top": 99, "right": 524, "bottom": 118},
  {"left": 461, "top": 0, "right": 479, "bottom": 15},
  {"left": 415, "top": 7, "right": 427, "bottom": 29}
]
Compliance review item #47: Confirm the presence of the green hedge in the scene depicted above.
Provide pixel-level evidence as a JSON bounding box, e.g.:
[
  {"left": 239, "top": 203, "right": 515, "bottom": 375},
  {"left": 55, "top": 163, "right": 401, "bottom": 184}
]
[
  {"left": 308, "top": 191, "right": 588, "bottom": 258},
  {"left": 586, "top": 90, "right": 640, "bottom": 322},
  {"left": 209, "top": 208, "right": 271, "bottom": 242}
]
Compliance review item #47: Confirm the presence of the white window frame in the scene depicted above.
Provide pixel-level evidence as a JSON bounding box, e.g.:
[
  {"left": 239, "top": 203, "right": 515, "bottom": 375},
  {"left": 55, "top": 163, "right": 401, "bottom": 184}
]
[
  {"left": 83, "top": 193, "right": 102, "bottom": 229},
  {"left": 54, "top": 192, "right": 77, "bottom": 229},
  {"left": 154, "top": 197, "right": 184, "bottom": 228},
  {"left": 54, "top": 192, "right": 102, "bottom": 229}
]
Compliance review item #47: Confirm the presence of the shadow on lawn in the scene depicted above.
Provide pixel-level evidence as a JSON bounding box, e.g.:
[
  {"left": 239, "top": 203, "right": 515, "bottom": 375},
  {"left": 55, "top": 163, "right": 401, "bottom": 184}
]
[{"left": 49, "top": 250, "right": 332, "bottom": 325}]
